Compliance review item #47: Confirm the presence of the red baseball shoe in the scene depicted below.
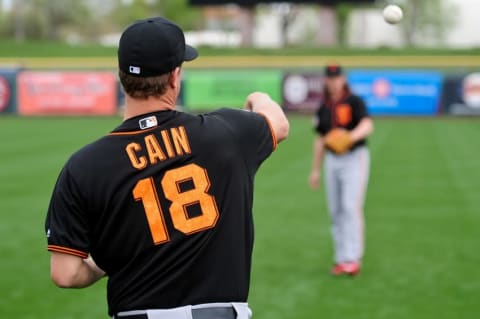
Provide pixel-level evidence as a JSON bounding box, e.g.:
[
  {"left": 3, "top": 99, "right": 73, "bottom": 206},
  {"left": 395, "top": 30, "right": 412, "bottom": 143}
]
[
  {"left": 331, "top": 262, "right": 361, "bottom": 276},
  {"left": 342, "top": 262, "right": 361, "bottom": 276},
  {"left": 331, "top": 264, "right": 346, "bottom": 276}
]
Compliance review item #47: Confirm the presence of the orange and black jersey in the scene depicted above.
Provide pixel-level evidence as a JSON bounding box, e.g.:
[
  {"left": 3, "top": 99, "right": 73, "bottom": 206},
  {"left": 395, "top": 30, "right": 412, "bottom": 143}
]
[
  {"left": 314, "top": 93, "right": 369, "bottom": 151},
  {"left": 45, "top": 108, "right": 276, "bottom": 316}
]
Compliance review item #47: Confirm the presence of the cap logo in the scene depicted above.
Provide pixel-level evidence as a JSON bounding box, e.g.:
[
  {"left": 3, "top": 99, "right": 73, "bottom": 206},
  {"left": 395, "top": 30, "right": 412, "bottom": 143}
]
[{"left": 129, "top": 66, "right": 141, "bottom": 74}]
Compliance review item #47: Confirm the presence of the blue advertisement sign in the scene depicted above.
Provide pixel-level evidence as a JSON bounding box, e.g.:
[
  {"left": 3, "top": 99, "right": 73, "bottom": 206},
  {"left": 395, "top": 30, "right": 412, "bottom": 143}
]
[
  {"left": 0, "top": 68, "right": 19, "bottom": 114},
  {"left": 348, "top": 70, "right": 443, "bottom": 116}
]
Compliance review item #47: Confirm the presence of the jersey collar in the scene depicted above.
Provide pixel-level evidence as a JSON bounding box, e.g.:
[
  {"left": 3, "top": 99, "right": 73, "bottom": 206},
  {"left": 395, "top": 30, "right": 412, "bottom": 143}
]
[{"left": 112, "top": 110, "right": 176, "bottom": 133}]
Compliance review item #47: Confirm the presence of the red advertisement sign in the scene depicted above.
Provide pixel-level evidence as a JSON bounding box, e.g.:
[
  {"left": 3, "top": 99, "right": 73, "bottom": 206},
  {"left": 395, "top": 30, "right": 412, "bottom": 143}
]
[
  {"left": 0, "top": 76, "right": 11, "bottom": 112},
  {"left": 18, "top": 71, "right": 117, "bottom": 115}
]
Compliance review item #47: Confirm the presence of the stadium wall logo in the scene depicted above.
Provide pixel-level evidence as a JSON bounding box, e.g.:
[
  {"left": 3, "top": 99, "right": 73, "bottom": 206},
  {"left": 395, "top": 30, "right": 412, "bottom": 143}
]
[
  {"left": 0, "top": 76, "right": 11, "bottom": 112},
  {"left": 372, "top": 78, "right": 391, "bottom": 98},
  {"left": 283, "top": 75, "right": 309, "bottom": 104},
  {"left": 282, "top": 73, "right": 323, "bottom": 112},
  {"left": 462, "top": 73, "right": 480, "bottom": 109}
]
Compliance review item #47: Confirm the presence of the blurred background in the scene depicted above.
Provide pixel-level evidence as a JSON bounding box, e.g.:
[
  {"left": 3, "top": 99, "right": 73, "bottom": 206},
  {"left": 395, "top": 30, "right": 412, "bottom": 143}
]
[
  {"left": 0, "top": 0, "right": 476, "bottom": 48},
  {"left": 1, "top": 1, "right": 479, "bottom": 319},
  {"left": 0, "top": 0, "right": 479, "bottom": 116}
]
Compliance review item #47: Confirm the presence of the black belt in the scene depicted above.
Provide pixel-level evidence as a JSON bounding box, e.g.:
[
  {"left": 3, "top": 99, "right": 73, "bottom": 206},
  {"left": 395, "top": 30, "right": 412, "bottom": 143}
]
[{"left": 114, "top": 306, "right": 236, "bottom": 319}]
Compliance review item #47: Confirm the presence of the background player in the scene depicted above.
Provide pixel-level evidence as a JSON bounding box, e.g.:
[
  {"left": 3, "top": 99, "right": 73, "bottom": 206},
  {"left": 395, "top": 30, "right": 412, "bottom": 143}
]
[
  {"left": 309, "top": 65, "right": 373, "bottom": 276},
  {"left": 45, "top": 17, "right": 289, "bottom": 318}
]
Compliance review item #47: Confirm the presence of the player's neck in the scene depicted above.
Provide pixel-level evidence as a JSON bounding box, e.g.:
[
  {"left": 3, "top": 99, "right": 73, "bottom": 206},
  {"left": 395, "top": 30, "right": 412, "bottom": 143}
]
[
  {"left": 330, "top": 90, "right": 344, "bottom": 103},
  {"left": 123, "top": 93, "right": 177, "bottom": 120}
]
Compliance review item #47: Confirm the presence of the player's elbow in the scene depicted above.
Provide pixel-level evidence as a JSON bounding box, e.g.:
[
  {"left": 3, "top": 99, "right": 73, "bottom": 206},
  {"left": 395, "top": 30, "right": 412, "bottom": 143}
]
[
  {"left": 51, "top": 268, "right": 79, "bottom": 288},
  {"left": 50, "top": 252, "right": 86, "bottom": 288}
]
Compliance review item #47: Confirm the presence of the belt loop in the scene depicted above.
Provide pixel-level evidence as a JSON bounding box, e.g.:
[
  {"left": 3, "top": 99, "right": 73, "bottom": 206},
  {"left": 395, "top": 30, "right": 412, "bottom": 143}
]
[
  {"left": 184, "top": 305, "right": 193, "bottom": 319},
  {"left": 231, "top": 303, "right": 252, "bottom": 319}
]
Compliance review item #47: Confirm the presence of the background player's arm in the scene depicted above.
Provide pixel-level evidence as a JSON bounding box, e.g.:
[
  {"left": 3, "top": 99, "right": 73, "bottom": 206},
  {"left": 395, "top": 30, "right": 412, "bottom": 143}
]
[
  {"left": 50, "top": 252, "right": 105, "bottom": 288},
  {"left": 349, "top": 96, "right": 374, "bottom": 143},
  {"left": 309, "top": 136, "right": 325, "bottom": 189},
  {"left": 244, "top": 92, "right": 289, "bottom": 143},
  {"left": 350, "top": 117, "right": 374, "bottom": 143}
]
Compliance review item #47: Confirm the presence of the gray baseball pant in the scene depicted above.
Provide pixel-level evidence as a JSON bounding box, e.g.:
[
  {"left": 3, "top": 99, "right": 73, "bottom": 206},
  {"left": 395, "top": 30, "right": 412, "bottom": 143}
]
[{"left": 324, "top": 146, "right": 370, "bottom": 264}]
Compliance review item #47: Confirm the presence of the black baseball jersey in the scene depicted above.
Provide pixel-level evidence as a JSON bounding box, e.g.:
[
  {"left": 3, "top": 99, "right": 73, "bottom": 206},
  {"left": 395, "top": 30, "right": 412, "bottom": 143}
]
[
  {"left": 45, "top": 108, "right": 276, "bottom": 316},
  {"left": 314, "top": 92, "right": 369, "bottom": 151}
]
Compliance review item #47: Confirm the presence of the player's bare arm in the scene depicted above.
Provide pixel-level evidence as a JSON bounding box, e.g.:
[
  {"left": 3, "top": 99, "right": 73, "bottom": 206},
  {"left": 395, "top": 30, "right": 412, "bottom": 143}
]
[
  {"left": 350, "top": 117, "right": 374, "bottom": 143},
  {"left": 309, "top": 136, "right": 325, "bottom": 189},
  {"left": 244, "top": 92, "right": 289, "bottom": 143},
  {"left": 50, "top": 252, "right": 105, "bottom": 288}
]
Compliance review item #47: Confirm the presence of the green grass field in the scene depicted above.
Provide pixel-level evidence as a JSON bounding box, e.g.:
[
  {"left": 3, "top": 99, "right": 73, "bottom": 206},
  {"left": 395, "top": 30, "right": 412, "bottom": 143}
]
[
  {"left": 2, "top": 40, "right": 480, "bottom": 69},
  {"left": 0, "top": 115, "right": 479, "bottom": 319},
  {"left": 2, "top": 39, "right": 480, "bottom": 57}
]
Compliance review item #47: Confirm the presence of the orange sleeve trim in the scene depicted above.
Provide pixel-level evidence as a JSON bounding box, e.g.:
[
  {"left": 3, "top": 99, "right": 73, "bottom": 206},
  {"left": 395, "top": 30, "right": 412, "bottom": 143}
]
[
  {"left": 109, "top": 127, "right": 157, "bottom": 136},
  {"left": 258, "top": 113, "right": 278, "bottom": 151},
  {"left": 48, "top": 245, "right": 88, "bottom": 258}
]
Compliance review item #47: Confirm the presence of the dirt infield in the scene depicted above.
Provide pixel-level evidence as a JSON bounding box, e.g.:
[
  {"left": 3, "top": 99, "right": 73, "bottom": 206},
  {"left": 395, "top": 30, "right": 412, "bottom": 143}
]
[{"left": 1, "top": 55, "right": 480, "bottom": 69}]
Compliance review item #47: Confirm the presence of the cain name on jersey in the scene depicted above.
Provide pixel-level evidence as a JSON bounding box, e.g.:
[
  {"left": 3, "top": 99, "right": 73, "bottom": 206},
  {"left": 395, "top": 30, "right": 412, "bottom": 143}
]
[{"left": 125, "top": 125, "right": 192, "bottom": 170}]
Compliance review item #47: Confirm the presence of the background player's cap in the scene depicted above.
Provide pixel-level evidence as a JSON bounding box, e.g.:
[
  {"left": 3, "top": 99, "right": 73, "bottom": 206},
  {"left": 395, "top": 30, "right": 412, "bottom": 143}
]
[
  {"left": 325, "top": 65, "right": 343, "bottom": 77},
  {"left": 118, "top": 17, "right": 198, "bottom": 77}
]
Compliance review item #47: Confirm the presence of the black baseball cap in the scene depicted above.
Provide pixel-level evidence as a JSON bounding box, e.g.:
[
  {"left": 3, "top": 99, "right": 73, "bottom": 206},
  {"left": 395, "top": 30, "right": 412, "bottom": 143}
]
[
  {"left": 118, "top": 17, "right": 198, "bottom": 77},
  {"left": 325, "top": 64, "right": 343, "bottom": 77}
]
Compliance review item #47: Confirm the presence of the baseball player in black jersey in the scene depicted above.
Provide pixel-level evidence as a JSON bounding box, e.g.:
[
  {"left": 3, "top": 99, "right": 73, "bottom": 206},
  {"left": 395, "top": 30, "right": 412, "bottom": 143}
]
[
  {"left": 45, "top": 17, "right": 289, "bottom": 319},
  {"left": 309, "top": 65, "right": 373, "bottom": 276}
]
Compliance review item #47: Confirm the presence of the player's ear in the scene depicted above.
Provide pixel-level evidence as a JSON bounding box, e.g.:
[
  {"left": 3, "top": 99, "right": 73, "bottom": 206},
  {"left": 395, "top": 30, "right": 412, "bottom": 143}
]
[{"left": 169, "top": 67, "right": 181, "bottom": 89}]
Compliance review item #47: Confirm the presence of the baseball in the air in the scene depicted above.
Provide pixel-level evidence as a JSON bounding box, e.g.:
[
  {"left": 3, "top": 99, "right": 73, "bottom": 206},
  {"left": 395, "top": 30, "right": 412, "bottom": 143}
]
[{"left": 383, "top": 4, "right": 403, "bottom": 24}]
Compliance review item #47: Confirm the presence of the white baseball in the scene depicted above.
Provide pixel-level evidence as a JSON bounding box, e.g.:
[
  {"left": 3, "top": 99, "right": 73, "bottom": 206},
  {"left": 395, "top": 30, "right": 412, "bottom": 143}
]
[{"left": 383, "top": 4, "right": 403, "bottom": 24}]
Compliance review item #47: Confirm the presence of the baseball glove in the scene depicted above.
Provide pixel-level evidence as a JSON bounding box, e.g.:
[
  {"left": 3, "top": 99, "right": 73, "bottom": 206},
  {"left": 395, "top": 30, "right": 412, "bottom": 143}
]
[{"left": 324, "top": 128, "right": 353, "bottom": 154}]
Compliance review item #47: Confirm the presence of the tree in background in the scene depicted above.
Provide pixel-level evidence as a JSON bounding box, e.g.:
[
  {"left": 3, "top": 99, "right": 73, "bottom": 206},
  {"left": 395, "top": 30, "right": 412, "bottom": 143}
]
[
  {"left": 41, "top": 0, "right": 93, "bottom": 41},
  {"left": 2, "top": 0, "right": 201, "bottom": 42},
  {"left": 108, "top": 0, "right": 157, "bottom": 30},
  {"left": 336, "top": 3, "right": 352, "bottom": 46},
  {"left": 158, "top": 0, "right": 203, "bottom": 30},
  {"left": 186, "top": 0, "right": 379, "bottom": 47},
  {"left": 396, "top": 0, "right": 458, "bottom": 46},
  {"left": 108, "top": 0, "right": 202, "bottom": 33},
  {"left": 10, "top": 0, "right": 26, "bottom": 41},
  {"left": 5, "top": 0, "right": 93, "bottom": 41},
  {"left": 0, "top": 0, "right": 458, "bottom": 48}
]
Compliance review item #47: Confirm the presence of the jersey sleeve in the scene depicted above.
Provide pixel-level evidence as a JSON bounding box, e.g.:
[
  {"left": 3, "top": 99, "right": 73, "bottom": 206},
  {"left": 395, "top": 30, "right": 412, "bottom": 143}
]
[
  {"left": 212, "top": 108, "right": 276, "bottom": 169},
  {"left": 313, "top": 105, "right": 328, "bottom": 136},
  {"left": 45, "top": 162, "right": 90, "bottom": 258},
  {"left": 352, "top": 95, "right": 369, "bottom": 120}
]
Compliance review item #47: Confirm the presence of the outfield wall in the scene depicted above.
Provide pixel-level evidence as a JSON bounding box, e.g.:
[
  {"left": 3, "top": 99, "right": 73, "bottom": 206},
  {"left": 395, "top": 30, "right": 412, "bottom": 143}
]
[{"left": 1, "top": 67, "right": 480, "bottom": 116}]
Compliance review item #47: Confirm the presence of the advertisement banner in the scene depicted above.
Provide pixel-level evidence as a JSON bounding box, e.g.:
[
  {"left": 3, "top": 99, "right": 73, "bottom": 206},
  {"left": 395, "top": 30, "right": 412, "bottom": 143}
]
[
  {"left": 282, "top": 73, "right": 323, "bottom": 112},
  {"left": 348, "top": 70, "right": 443, "bottom": 116},
  {"left": 18, "top": 71, "right": 117, "bottom": 115},
  {"left": 0, "top": 69, "right": 19, "bottom": 114},
  {"left": 442, "top": 73, "right": 480, "bottom": 115},
  {"left": 183, "top": 70, "right": 282, "bottom": 110}
]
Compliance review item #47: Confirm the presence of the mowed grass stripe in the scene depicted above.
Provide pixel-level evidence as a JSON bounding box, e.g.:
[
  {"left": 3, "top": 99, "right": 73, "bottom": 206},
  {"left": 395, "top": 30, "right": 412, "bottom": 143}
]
[
  {"left": 364, "top": 120, "right": 474, "bottom": 318},
  {"left": 250, "top": 116, "right": 480, "bottom": 319},
  {"left": 0, "top": 116, "right": 478, "bottom": 319},
  {"left": 0, "top": 117, "right": 117, "bottom": 318},
  {"left": 1, "top": 55, "right": 480, "bottom": 69}
]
